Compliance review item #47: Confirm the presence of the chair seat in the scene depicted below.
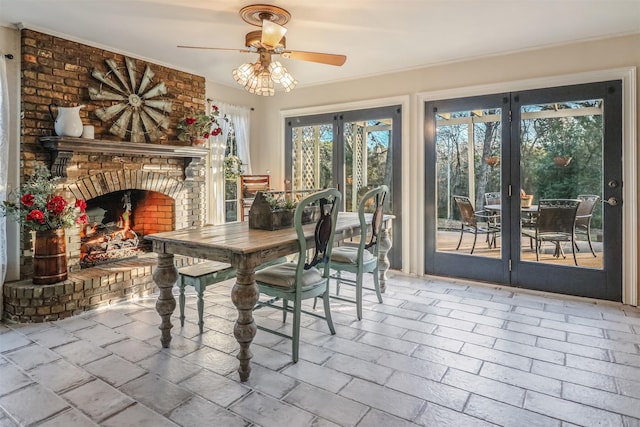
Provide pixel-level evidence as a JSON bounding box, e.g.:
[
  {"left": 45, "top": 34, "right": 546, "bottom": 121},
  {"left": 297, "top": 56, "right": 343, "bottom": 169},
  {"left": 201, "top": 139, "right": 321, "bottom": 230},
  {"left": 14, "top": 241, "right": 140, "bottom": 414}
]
[
  {"left": 331, "top": 246, "right": 375, "bottom": 264},
  {"left": 255, "top": 262, "right": 324, "bottom": 290},
  {"left": 522, "top": 229, "right": 572, "bottom": 242},
  {"left": 464, "top": 224, "right": 499, "bottom": 234},
  {"left": 179, "top": 261, "right": 234, "bottom": 281}
]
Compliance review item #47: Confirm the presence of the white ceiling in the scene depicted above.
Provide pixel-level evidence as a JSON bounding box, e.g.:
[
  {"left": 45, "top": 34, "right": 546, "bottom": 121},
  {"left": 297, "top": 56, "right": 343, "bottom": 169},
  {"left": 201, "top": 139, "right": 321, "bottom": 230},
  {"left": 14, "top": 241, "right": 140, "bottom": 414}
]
[{"left": 1, "top": 0, "right": 639, "bottom": 91}]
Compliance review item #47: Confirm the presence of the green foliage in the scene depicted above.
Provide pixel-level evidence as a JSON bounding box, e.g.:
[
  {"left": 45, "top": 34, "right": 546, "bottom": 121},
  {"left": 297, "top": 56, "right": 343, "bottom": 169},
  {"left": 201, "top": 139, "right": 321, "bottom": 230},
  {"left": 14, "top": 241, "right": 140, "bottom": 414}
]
[
  {"left": 1, "top": 163, "right": 87, "bottom": 231},
  {"left": 435, "top": 101, "right": 604, "bottom": 228},
  {"left": 263, "top": 192, "right": 298, "bottom": 211},
  {"left": 224, "top": 155, "right": 243, "bottom": 181},
  {"left": 177, "top": 106, "right": 225, "bottom": 142}
]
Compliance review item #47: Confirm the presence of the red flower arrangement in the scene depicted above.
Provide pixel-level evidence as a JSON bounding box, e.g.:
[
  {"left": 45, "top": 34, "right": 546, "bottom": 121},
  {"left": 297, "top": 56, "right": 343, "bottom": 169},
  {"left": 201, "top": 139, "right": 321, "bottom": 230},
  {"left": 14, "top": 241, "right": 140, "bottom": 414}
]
[
  {"left": 1, "top": 164, "right": 87, "bottom": 232},
  {"left": 176, "top": 106, "right": 226, "bottom": 142}
]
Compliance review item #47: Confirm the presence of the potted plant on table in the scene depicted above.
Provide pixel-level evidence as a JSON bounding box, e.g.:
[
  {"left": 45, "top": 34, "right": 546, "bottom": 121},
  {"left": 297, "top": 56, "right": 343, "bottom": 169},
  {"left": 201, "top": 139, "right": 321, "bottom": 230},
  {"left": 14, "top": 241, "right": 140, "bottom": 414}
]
[
  {"left": 177, "top": 106, "right": 225, "bottom": 146},
  {"left": 1, "top": 163, "right": 88, "bottom": 284},
  {"left": 249, "top": 191, "right": 322, "bottom": 230}
]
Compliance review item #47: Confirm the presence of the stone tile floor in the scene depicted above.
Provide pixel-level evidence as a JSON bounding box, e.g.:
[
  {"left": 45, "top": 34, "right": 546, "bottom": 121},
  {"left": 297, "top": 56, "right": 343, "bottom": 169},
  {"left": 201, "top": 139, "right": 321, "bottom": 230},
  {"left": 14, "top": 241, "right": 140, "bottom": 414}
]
[{"left": 1, "top": 271, "right": 640, "bottom": 426}]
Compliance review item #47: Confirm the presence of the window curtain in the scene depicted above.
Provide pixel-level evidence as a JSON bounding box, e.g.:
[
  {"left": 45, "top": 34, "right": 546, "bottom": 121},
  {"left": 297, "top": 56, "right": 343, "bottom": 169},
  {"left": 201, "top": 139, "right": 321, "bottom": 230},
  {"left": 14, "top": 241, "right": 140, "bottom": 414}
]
[
  {"left": 207, "top": 101, "right": 227, "bottom": 225},
  {"left": 218, "top": 102, "right": 252, "bottom": 174},
  {"left": 207, "top": 101, "right": 252, "bottom": 225},
  {"left": 0, "top": 56, "right": 9, "bottom": 286}
]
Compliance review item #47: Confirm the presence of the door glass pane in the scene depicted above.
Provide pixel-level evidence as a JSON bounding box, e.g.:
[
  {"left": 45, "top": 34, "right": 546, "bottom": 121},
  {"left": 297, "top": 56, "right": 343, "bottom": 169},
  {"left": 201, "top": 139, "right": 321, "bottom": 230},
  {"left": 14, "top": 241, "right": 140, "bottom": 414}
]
[
  {"left": 343, "top": 119, "right": 393, "bottom": 213},
  {"left": 435, "top": 108, "right": 502, "bottom": 258},
  {"left": 520, "top": 99, "right": 604, "bottom": 269},
  {"left": 290, "top": 124, "right": 333, "bottom": 191},
  {"left": 223, "top": 123, "right": 240, "bottom": 223}
]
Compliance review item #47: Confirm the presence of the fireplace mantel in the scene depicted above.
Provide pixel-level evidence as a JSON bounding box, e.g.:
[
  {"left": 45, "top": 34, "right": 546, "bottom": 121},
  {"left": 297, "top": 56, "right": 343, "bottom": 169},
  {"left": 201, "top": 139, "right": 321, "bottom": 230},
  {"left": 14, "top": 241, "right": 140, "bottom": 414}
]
[{"left": 39, "top": 136, "right": 209, "bottom": 177}]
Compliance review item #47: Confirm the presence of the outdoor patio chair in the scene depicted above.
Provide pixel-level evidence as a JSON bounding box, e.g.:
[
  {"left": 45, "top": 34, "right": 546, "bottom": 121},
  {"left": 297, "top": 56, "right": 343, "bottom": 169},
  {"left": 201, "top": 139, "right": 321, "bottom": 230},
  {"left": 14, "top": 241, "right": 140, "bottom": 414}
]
[
  {"left": 453, "top": 195, "right": 500, "bottom": 254},
  {"left": 521, "top": 199, "right": 581, "bottom": 265},
  {"left": 253, "top": 188, "right": 341, "bottom": 363},
  {"left": 575, "top": 194, "right": 600, "bottom": 257},
  {"left": 483, "top": 191, "right": 502, "bottom": 244},
  {"left": 484, "top": 192, "right": 501, "bottom": 207}
]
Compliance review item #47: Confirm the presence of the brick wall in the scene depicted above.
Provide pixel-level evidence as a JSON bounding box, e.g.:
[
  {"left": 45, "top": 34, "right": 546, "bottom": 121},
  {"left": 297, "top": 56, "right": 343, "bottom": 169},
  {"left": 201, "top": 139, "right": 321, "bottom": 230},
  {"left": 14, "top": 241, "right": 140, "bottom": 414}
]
[
  {"left": 20, "top": 29, "right": 206, "bottom": 146},
  {"left": 5, "top": 29, "right": 209, "bottom": 321},
  {"left": 17, "top": 29, "right": 208, "bottom": 278}
]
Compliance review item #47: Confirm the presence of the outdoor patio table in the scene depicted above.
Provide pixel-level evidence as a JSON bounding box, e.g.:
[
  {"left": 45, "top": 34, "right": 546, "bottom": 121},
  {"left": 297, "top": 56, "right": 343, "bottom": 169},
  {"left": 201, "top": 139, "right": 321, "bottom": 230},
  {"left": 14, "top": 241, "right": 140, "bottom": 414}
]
[{"left": 484, "top": 203, "right": 539, "bottom": 214}]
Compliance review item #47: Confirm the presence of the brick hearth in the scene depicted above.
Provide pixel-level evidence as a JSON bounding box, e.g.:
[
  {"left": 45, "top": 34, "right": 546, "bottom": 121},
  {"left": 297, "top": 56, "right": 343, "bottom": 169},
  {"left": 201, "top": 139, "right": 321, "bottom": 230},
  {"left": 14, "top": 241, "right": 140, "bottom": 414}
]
[
  {"left": 3, "top": 255, "right": 193, "bottom": 322},
  {"left": 3, "top": 140, "right": 208, "bottom": 323}
]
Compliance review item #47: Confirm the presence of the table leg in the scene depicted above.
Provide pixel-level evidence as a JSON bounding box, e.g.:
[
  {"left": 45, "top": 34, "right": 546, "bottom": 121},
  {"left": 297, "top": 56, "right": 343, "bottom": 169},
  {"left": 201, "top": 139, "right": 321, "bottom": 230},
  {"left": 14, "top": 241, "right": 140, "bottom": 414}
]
[
  {"left": 154, "top": 253, "right": 178, "bottom": 348},
  {"left": 378, "top": 225, "right": 392, "bottom": 294},
  {"left": 231, "top": 266, "right": 259, "bottom": 382}
]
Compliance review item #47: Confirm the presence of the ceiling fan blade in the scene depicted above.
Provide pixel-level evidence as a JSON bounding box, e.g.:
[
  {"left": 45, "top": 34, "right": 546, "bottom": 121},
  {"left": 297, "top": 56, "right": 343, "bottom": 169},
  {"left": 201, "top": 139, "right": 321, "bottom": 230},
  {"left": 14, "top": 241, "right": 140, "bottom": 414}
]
[
  {"left": 281, "top": 50, "right": 346, "bottom": 66},
  {"left": 177, "top": 45, "right": 252, "bottom": 53}
]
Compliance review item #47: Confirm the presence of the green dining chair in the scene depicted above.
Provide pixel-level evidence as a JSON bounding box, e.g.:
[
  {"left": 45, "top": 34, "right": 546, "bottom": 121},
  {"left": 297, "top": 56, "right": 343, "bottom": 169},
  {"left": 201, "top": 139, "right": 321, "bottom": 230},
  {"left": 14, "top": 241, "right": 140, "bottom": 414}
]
[
  {"left": 254, "top": 188, "right": 342, "bottom": 363},
  {"left": 328, "top": 185, "right": 388, "bottom": 320}
]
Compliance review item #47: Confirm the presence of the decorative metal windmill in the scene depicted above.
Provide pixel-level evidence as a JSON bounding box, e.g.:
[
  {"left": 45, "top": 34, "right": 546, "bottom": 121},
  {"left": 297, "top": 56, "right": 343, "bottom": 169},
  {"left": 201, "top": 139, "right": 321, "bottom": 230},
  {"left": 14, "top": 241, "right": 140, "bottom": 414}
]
[{"left": 89, "top": 57, "right": 172, "bottom": 143}]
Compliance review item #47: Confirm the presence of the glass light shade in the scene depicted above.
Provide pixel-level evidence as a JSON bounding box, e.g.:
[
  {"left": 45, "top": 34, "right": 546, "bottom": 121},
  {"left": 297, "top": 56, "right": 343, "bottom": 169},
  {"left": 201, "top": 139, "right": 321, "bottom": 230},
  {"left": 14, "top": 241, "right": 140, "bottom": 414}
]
[
  {"left": 244, "top": 69, "right": 274, "bottom": 96},
  {"left": 232, "top": 62, "right": 255, "bottom": 86},
  {"left": 268, "top": 61, "right": 286, "bottom": 82},
  {"left": 261, "top": 20, "right": 287, "bottom": 48},
  {"left": 268, "top": 61, "right": 297, "bottom": 91},
  {"left": 279, "top": 72, "right": 297, "bottom": 92}
]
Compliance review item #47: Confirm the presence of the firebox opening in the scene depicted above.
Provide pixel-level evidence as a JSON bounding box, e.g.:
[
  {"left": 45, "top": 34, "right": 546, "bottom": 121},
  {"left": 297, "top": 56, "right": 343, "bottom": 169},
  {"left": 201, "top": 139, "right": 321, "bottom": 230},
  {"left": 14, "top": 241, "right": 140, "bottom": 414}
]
[{"left": 80, "top": 189, "right": 175, "bottom": 268}]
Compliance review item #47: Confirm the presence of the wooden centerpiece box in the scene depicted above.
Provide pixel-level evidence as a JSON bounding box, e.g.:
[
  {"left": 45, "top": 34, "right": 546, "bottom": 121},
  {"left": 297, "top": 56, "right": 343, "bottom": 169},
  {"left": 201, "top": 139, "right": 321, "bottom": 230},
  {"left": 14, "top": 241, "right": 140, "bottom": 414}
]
[{"left": 248, "top": 190, "right": 320, "bottom": 230}]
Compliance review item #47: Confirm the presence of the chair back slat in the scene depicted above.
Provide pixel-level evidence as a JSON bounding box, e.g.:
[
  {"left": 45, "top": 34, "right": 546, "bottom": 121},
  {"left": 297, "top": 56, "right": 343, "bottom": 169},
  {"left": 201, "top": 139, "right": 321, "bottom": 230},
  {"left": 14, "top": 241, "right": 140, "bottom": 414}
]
[
  {"left": 453, "top": 195, "right": 477, "bottom": 227},
  {"left": 297, "top": 189, "right": 342, "bottom": 271},
  {"left": 575, "top": 194, "right": 599, "bottom": 227},
  {"left": 362, "top": 186, "right": 388, "bottom": 251},
  {"left": 306, "top": 196, "right": 336, "bottom": 269},
  {"left": 536, "top": 199, "right": 581, "bottom": 234}
]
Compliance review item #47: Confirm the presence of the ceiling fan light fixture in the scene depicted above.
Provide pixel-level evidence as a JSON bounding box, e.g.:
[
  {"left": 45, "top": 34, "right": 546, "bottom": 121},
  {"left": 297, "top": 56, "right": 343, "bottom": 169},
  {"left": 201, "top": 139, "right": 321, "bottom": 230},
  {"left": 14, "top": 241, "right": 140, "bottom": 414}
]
[
  {"left": 261, "top": 20, "right": 287, "bottom": 48},
  {"left": 232, "top": 59, "right": 297, "bottom": 96},
  {"left": 180, "top": 4, "right": 346, "bottom": 96}
]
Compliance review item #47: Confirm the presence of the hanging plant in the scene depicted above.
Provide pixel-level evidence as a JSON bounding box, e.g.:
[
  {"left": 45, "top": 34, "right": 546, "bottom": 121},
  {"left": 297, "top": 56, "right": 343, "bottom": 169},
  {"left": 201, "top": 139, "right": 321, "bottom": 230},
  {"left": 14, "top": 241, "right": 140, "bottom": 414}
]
[{"left": 224, "top": 155, "right": 243, "bottom": 181}]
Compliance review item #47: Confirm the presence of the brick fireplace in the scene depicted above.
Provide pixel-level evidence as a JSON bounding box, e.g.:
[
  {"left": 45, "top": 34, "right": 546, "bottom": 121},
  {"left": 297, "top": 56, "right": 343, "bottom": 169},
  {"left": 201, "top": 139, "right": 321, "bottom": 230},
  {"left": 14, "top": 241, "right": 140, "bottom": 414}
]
[
  {"left": 3, "top": 29, "right": 211, "bottom": 322},
  {"left": 3, "top": 139, "right": 208, "bottom": 322}
]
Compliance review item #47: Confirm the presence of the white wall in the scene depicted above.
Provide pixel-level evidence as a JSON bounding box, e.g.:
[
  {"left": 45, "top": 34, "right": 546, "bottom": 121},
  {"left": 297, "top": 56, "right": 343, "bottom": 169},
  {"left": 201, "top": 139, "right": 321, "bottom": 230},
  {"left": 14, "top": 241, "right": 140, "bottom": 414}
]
[
  {"left": 1, "top": 26, "right": 21, "bottom": 318},
  {"left": 245, "top": 33, "right": 640, "bottom": 299}
]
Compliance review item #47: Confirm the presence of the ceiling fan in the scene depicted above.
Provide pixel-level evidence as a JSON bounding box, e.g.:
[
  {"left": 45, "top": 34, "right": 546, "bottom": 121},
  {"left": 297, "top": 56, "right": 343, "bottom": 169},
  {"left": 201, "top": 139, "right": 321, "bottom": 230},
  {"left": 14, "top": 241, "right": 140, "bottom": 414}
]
[{"left": 177, "top": 4, "right": 347, "bottom": 95}]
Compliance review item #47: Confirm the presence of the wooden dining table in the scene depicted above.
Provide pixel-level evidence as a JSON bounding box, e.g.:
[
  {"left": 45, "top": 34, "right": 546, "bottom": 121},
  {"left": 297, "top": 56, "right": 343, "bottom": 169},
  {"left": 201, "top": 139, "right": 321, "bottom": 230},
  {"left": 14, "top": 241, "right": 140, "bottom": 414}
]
[{"left": 146, "top": 212, "right": 393, "bottom": 382}]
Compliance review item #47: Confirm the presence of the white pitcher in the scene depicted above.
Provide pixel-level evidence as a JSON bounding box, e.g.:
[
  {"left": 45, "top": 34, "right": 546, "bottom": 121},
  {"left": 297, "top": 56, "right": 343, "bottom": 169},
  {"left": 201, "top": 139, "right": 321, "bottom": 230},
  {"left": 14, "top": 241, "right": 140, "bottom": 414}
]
[{"left": 48, "top": 104, "right": 85, "bottom": 137}]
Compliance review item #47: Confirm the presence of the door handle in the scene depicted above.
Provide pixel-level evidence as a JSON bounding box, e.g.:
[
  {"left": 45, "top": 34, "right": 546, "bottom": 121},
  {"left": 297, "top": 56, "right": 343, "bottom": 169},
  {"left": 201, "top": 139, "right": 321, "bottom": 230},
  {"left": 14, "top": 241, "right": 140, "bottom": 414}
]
[{"left": 603, "top": 197, "right": 620, "bottom": 206}]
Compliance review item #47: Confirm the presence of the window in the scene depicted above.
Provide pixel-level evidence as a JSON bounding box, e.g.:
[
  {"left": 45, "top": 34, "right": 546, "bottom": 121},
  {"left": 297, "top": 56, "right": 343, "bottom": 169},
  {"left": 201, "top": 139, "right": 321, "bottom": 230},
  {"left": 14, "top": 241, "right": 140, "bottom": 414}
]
[
  {"left": 284, "top": 105, "right": 402, "bottom": 268},
  {"left": 224, "top": 122, "right": 240, "bottom": 222}
]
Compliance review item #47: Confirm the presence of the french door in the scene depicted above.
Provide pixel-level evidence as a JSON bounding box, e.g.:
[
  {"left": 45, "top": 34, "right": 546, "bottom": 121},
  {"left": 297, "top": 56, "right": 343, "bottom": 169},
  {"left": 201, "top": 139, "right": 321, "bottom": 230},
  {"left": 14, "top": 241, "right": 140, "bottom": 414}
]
[
  {"left": 424, "top": 81, "right": 622, "bottom": 301},
  {"left": 284, "top": 106, "right": 402, "bottom": 268}
]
